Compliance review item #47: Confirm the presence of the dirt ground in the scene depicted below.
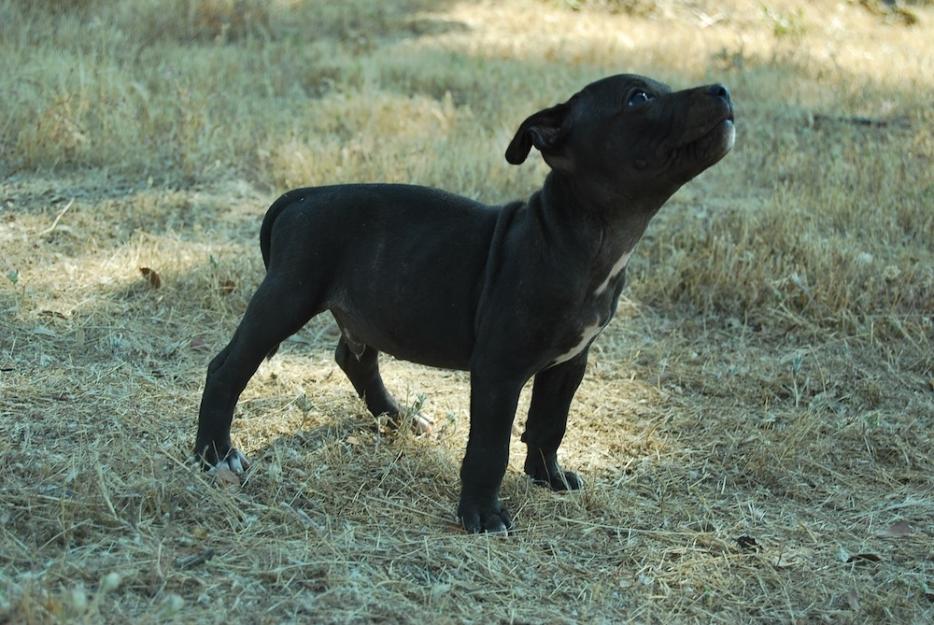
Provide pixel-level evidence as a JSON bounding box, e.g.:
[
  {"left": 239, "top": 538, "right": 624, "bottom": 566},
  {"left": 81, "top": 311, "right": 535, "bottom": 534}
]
[{"left": 1, "top": 1, "right": 932, "bottom": 623}]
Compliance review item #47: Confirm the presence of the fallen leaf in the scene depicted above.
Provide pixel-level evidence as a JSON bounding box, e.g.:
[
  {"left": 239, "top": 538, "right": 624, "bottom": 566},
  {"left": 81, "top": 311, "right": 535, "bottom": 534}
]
[
  {"left": 174, "top": 548, "right": 216, "bottom": 570},
  {"left": 190, "top": 335, "right": 210, "bottom": 352},
  {"left": 736, "top": 535, "right": 761, "bottom": 552},
  {"left": 139, "top": 267, "right": 161, "bottom": 288},
  {"left": 846, "top": 553, "right": 881, "bottom": 564},
  {"left": 879, "top": 521, "right": 913, "bottom": 538},
  {"left": 219, "top": 278, "right": 236, "bottom": 294}
]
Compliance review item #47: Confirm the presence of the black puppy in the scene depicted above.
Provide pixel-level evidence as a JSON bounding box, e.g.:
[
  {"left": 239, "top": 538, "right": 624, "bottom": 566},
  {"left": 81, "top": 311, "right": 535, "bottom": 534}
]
[{"left": 195, "top": 74, "right": 734, "bottom": 533}]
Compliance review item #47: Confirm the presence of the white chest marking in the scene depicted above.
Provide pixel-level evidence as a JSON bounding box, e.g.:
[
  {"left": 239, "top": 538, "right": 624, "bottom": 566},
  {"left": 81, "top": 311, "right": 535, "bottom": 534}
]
[
  {"left": 594, "top": 250, "right": 632, "bottom": 296},
  {"left": 550, "top": 321, "right": 604, "bottom": 367},
  {"left": 548, "top": 250, "right": 634, "bottom": 368}
]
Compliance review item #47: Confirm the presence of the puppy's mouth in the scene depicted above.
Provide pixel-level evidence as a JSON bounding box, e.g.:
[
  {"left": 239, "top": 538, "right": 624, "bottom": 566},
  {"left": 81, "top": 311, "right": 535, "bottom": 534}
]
[
  {"left": 678, "top": 112, "right": 734, "bottom": 148},
  {"left": 671, "top": 113, "right": 735, "bottom": 163}
]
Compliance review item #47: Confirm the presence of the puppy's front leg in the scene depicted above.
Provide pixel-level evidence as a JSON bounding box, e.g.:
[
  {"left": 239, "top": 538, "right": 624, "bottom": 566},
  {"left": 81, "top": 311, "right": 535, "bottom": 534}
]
[
  {"left": 521, "top": 350, "right": 588, "bottom": 491},
  {"left": 458, "top": 369, "right": 525, "bottom": 534}
]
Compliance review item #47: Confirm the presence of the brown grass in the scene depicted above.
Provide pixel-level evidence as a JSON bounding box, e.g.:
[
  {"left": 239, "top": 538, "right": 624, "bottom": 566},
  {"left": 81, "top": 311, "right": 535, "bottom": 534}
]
[{"left": 1, "top": 0, "right": 932, "bottom": 623}]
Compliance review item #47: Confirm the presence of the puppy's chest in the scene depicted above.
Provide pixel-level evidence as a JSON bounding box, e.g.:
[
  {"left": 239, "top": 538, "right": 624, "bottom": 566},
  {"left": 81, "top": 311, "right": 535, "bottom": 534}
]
[{"left": 547, "top": 261, "right": 628, "bottom": 367}]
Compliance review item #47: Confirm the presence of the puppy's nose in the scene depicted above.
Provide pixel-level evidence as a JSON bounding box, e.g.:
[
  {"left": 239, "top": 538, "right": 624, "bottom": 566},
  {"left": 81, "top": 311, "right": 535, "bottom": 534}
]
[{"left": 708, "top": 83, "right": 731, "bottom": 103}]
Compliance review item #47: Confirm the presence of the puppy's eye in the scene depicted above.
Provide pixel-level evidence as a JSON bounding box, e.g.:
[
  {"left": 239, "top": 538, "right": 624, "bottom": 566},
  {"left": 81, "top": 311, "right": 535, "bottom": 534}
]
[{"left": 626, "top": 90, "right": 653, "bottom": 107}]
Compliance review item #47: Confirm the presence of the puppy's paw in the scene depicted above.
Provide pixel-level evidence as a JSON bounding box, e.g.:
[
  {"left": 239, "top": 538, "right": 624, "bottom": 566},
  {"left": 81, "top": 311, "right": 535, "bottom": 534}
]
[
  {"left": 209, "top": 448, "right": 250, "bottom": 476},
  {"left": 385, "top": 411, "right": 435, "bottom": 436},
  {"left": 524, "top": 454, "right": 584, "bottom": 491},
  {"left": 531, "top": 469, "right": 584, "bottom": 492},
  {"left": 457, "top": 498, "right": 512, "bottom": 534},
  {"left": 194, "top": 444, "right": 251, "bottom": 476},
  {"left": 410, "top": 411, "right": 435, "bottom": 436}
]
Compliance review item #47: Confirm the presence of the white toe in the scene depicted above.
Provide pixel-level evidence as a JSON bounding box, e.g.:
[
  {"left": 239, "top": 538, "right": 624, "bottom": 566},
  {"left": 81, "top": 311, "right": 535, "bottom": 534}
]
[
  {"left": 227, "top": 454, "right": 244, "bottom": 474},
  {"left": 228, "top": 449, "right": 250, "bottom": 473},
  {"left": 207, "top": 449, "right": 249, "bottom": 476},
  {"left": 413, "top": 413, "right": 435, "bottom": 435}
]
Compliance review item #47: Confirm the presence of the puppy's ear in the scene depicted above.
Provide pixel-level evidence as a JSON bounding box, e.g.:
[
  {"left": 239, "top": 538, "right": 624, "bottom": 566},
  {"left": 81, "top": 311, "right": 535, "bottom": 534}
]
[{"left": 505, "top": 102, "right": 570, "bottom": 165}]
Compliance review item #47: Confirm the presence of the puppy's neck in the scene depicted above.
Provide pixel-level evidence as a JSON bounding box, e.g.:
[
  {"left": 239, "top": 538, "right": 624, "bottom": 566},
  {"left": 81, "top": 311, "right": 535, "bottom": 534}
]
[{"left": 540, "top": 170, "right": 672, "bottom": 265}]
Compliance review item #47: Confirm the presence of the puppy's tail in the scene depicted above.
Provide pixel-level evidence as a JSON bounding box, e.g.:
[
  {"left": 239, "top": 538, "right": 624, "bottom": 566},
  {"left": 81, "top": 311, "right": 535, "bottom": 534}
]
[{"left": 258, "top": 189, "right": 304, "bottom": 360}]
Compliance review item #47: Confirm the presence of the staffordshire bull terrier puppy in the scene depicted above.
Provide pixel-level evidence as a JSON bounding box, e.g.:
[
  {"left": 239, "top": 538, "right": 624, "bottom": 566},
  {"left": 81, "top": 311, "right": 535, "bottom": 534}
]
[{"left": 194, "top": 74, "right": 735, "bottom": 533}]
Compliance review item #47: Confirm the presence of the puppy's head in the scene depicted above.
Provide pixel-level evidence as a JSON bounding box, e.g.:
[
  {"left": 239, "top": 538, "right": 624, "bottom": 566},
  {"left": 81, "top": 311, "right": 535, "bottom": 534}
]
[{"left": 506, "top": 74, "right": 734, "bottom": 200}]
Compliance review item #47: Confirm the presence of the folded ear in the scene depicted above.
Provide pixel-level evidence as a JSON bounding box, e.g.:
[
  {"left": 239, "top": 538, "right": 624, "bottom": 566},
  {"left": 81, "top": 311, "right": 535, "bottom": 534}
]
[{"left": 504, "top": 102, "right": 571, "bottom": 165}]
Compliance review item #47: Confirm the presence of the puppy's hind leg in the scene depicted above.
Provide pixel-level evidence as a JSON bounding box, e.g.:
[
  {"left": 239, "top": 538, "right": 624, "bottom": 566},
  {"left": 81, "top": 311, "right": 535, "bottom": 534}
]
[
  {"left": 194, "top": 273, "right": 321, "bottom": 473},
  {"left": 334, "top": 334, "right": 433, "bottom": 434}
]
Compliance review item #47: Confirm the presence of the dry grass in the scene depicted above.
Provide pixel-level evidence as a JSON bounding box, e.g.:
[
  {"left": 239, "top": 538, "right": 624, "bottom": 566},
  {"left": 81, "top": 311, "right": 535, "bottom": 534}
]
[{"left": 1, "top": 0, "right": 932, "bottom": 623}]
